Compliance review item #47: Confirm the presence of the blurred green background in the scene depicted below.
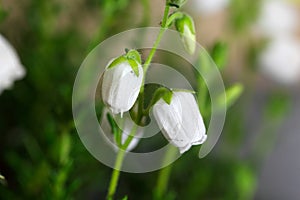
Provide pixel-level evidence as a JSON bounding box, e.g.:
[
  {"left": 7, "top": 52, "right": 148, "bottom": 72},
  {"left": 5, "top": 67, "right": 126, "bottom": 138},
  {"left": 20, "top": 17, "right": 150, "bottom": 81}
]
[{"left": 1, "top": 0, "right": 300, "bottom": 199}]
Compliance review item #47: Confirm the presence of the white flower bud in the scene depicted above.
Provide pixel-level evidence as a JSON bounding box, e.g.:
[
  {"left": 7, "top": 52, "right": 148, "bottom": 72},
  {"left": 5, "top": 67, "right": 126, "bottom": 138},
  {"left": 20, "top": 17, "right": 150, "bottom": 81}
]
[
  {"left": 153, "top": 91, "right": 207, "bottom": 154},
  {"left": 175, "top": 14, "right": 196, "bottom": 54},
  {"left": 0, "top": 34, "right": 26, "bottom": 94},
  {"left": 101, "top": 52, "right": 143, "bottom": 117}
]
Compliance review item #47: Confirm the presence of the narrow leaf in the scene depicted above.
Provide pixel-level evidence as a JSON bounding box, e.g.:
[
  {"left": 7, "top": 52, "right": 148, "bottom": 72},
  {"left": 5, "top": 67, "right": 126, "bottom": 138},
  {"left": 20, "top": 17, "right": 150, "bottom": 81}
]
[
  {"left": 107, "top": 56, "right": 127, "bottom": 69},
  {"left": 211, "top": 41, "right": 228, "bottom": 70},
  {"left": 128, "top": 59, "right": 139, "bottom": 76},
  {"left": 106, "top": 113, "right": 122, "bottom": 146},
  {"left": 126, "top": 49, "right": 141, "bottom": 64},
  {"left": 218, "top": 83, "right": 244, "bottom": 109}
]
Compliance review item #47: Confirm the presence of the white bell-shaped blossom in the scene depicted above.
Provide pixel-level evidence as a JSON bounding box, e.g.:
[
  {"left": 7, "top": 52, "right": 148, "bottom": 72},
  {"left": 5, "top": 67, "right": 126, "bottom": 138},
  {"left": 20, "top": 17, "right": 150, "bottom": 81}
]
[
  {"left": 255, "top": 0, "right": 299, "bottom": 38},
  {"left": 259, "top": 36, "right": 300, "bottom": 85},
  {"left": 0, "top": 34, "right": 26, "bottom": 94},
  {"left": 101, "top": 55, "right": 143, "bottom": 117},
  {"left": 187, "top": 0, "right": 229, "bottom": 15},
  {"left": 153, "top": 91, "right": 207, "bottom": 154}
]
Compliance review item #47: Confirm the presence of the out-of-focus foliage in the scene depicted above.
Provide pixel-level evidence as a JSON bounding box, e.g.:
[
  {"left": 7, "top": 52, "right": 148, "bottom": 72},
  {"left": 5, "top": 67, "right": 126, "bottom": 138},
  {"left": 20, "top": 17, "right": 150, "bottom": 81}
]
[
  {"left": 0, "top": 0, "right": 295, "bottom": 199},
  {"left": 229, "top": 0, "right": 261, "bottom": 32},
  {"left": 0, "top": 0, "right": 136, "bottom": 199}
]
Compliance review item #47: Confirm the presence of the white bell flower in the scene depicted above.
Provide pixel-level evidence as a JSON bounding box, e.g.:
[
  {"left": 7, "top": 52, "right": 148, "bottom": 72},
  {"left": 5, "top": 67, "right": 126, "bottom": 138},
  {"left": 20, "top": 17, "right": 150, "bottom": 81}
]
[
  {"left": 0, "top": 34, "right": 26, "bottom": 94},
  {"left": 259, "top": 36, "right": 300, "bottom": 85},
  {"left": 101, "top": 51, "right": 143, "bottom": 117},
  {"left": 153, "top": 91, "right": 207, "bottom": 154},
  {"left": 255, "top": 0, "right": 299, "bottom": 38}
]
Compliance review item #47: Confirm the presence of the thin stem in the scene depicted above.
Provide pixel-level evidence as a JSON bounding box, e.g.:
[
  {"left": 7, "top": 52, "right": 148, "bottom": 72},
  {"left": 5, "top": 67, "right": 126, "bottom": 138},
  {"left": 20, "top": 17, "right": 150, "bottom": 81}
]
[
  {"left": 106, "top": 4, "right": 171, "bottom": 200},
  {"left": 106, "top": 150, "right": 125, "bottom": 200},
  {"left": 138, "top": 4, "right": 170, "bottom": 118},
  {"left": 198, "top": 78, "right": 207, "bottom": 115},
  {"left": 106, "top": 124, "right": 138, "bottom": 200},
  {"left": 154, "top": 145, "right": 178, "bottom": 200},
  {"left": 143, "top": 5, "right": 170, "bottom": 76},
  {"left": 166, "top": 12, "right": 184, "bottom": 27}
]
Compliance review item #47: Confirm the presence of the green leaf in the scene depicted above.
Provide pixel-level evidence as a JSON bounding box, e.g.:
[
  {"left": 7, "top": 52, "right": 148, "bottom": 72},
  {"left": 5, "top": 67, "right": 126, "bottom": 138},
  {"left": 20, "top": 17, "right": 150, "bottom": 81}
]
[
  {"left": 218, "top": 83, "right": 244, "bottom": 109},
  {"left": 59, "top": 133, "right": 71, "bottom": 165},
  {"left": 211, "top": 41, "right": 228, "bottom": 70},
  {"left": 0, "top": 8, "right": 7, "bottom": 23},
  {"left": 126, "top": 49, "right": 141, "bottom": 64},
  {"left": 106, "top": 113, "right": 122, "bottom": 147},
  {"left": 145, "top": 87, "right": 173, "bottom": 114},
  {"left": 172, "top": 88, "right": 195, "bottom": 94},
  {"left": 226, "top": 83, "right": 244, "bottom": 107},
  {"left": 128, "top": 59, "right": 140, "bottom": 76},
  {"left": 153, "top": 87, "right": 173, "bottom": 105},
  {"left": 107, "top": 50, "right": 141, "bottom": 76},
  {"left": 107, "top": 56, "right": 127, "bottom": 69},
  {"left": 121, "top": 196, "right": 128, "bottom": 200},
  {"left": 265, "top": 93, "right": 290, "bottom": 120}
]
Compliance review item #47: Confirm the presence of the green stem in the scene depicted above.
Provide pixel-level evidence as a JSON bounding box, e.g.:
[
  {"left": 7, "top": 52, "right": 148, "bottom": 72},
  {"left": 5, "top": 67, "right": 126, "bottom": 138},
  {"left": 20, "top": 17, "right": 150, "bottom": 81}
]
[
  {"left": 143, "top": 5, "right": 170, "bottom": 76},
  {"left": 106, "top": 150, "right": 125, "bottom": 200},
  {"left": 106, "top": 4, "right": 171, "bottom": 200},
  {"left": 154, "top": 145, "right": 177, "bottom": 200},
  {"left": 198, "top": 78, "right": 207, "bottom": 115},
  {"left": 138, "top": 4, "right": 170, "bottom": 120},
  {"left": 106, "top": 124, "right": 138, "bottom": 200}
]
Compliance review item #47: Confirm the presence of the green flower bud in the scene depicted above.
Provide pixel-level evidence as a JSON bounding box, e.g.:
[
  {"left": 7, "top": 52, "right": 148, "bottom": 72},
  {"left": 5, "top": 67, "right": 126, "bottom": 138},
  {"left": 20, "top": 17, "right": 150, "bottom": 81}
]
[{"left": 175, "top": 14, "right": 196, "bottom": 54}]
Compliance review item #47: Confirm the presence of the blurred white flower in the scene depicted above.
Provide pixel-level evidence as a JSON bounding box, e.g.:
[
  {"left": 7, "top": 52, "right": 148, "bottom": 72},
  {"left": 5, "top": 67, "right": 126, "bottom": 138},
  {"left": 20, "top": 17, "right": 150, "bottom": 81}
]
[
  {"left": 0, "top": 34, "right": 26, "bottom": 94},
  {"left": 255, "top": 0, "right": 299, "bottom": 38},
  {"left": 153, "top": 91, "right": 207, "bottom": 154},
  {"left": 187, "top": 0, "right": 229, "bottom": 15},
  {"left": 101, "top": 56, "right": 143, "bottom": 117},
  {"left": 259, "top": 36, "right": 300, "bottom": 84}
]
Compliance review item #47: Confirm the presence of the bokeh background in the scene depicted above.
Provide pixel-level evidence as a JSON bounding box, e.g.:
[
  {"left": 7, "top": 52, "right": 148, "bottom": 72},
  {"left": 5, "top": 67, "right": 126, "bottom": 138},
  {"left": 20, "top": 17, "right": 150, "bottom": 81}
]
[{"left": 1, "top": 0, "right": 300, "bottom": 199}]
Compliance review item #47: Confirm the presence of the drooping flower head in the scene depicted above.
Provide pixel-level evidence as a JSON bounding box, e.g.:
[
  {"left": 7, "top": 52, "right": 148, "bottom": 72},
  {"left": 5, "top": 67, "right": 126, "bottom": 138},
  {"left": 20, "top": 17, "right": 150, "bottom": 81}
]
[
  {"left": 0, "top": 34, "right": 26, "bottom": 94},
  {"left": 101, "top": 50, "right": 143, "bottom": 117},
  {"left": 153, "top": 91, "right": 207, "bottom": 154}
]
